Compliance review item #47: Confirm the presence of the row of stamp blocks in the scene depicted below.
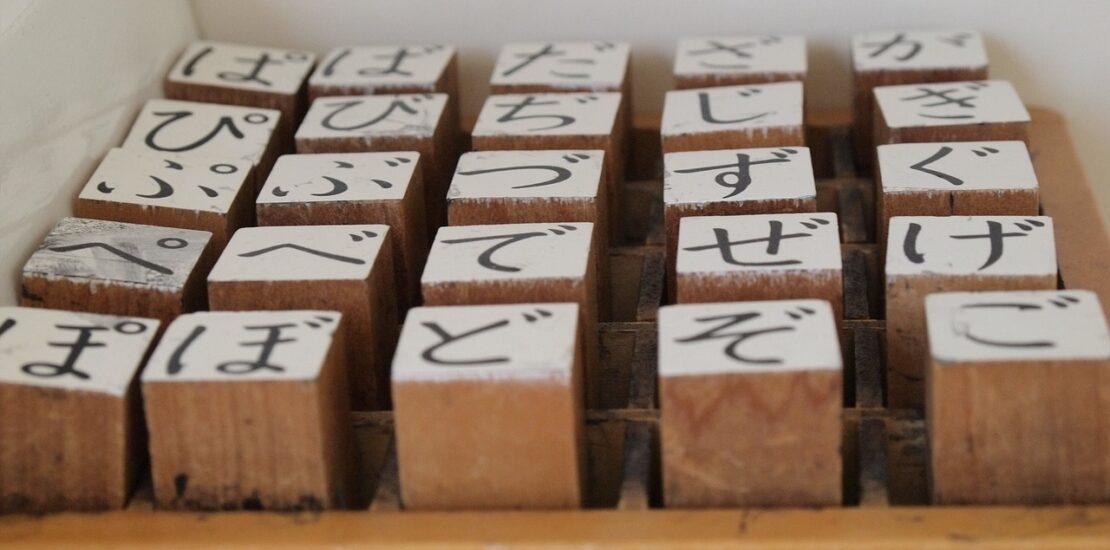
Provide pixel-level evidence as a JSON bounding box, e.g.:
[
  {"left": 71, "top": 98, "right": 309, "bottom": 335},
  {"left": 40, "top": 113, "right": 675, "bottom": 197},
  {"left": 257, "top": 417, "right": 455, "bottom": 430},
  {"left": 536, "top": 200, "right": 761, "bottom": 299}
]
[
  {"left": 2, "top": 33, "right": 1108, "bottom": 513},
  {"left": 657, "top": 29, "right": 1110, "bottom": 510}
]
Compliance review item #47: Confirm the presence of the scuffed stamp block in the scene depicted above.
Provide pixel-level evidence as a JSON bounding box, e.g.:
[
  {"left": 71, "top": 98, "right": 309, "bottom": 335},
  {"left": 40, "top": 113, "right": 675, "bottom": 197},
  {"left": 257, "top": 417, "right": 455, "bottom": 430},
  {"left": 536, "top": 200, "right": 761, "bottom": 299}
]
[
  {"left": 661, "top": 82, "right": 805, "bottom": 153},
  {"left": 659, "top": 299, "right": 842, "bottom": 507},
  {"left": 75, "top": 148, "right": 254, "bottom": 250},
  {"left": 876, "top": 140, "right": 1039, "bottom": 243},
  {"left": 256, "top": 152, "right": 427, "bottom": 308},
  {"left": 207, "top": 224, "right": 397, "bottom": 409},
  {"left": 121, "top": 99, "right": 282, "bottom": 187},
  {"left": 674, "top": 35, "right": 807, "bottom": 89},
  {"left": 925, "top": 289, "right": 1110, "bottom": 505},
  {"left": 141, "top": 310, "right": 356, "bottom": 511},
  {"left": 0, "top": 307, "right": 159, "bottom": 513},
  {"left": 885, "top": 215, "right": 1058, "bottom": 408},
  {"left": 675, "top": 212, "right": 842, "bottom": 319},
  {"left": 663, "top": 146, "right": 817, "bottom": 287},
  {"left": 851, "top": 30, "right": 989, "bottom": 167},
  {"left": 874, "top": 80, "right": 1029, "bottom": 146},
  {"left": 392, "top": 303, "right": 584, "bottom": 510},
  {"left": 20, "top": 217, "right": 214, "bottom": 324}
]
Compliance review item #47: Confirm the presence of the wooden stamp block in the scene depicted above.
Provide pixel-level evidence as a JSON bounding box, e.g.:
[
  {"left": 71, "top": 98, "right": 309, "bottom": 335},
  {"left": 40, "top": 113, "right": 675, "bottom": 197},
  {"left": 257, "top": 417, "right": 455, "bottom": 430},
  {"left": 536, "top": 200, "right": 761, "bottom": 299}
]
[
  {"left": 142, "top": 310, "right": 355, "bottom": 511},
  {"left": 876, "top": 141, "right": 1039, "bottom": 245},
  {"left": 659, "top": 299, "right": 842, "bottom": 507},
  {"left": 75, "top": 147, "right": 254, "bottom": 251},
  {"left": 308, "top": 44, "right": 460, "bottom": 136},
  {"left": 121, "top": 99, "right": 282, "bottom": 189},
  {"left": 674, "top": 213, "right": 842, "bottom": 320},
  {"left": 207, "top": 224, "right": 397, "bottom": 410},
  {"left": 885, "top": 216, "right": 1057, "bottom": 409},
  {"left": 20, "top": 217, "right": 214, "bottom": 325},
  {"left": 295, "top": 93, "right": 454, "bottom": 229},
  {"left": 874, "top": 80, "right": 1030, "bottom": 146},
  {"left": 674, "top": 35, "right": 807, "bottom": 89},
  {"left": 661, "top": 82, "right": 805, "bottom": 154},
  {"left": 925, "top": 289, "right": 1110, "bottom": 505},
  {"left": 446, "top": 150, "right": 609, "bottom": 313},
  {"left": 256, "top": 152, "right": 426, "bottom": 309},
  {"left": 421, "top": 222, "right": 601, "bottom": 405},
  {"left": 852, "top": 30, "right": 989, "bottom": 167},
  {"left": 392, "top": 303, "right": 584, "bottom": 509},
  {"left": 164, "top": 41, "right": 316, "bottom": 142},
  {"left": 0, "top": 307, "right": 159, "bottom": 513},
  {"left": 471, "top": 92, "right": 626, "bottom": 200},
  {"left": 664, "top": 146, "right": 818, "bottom": 289}
]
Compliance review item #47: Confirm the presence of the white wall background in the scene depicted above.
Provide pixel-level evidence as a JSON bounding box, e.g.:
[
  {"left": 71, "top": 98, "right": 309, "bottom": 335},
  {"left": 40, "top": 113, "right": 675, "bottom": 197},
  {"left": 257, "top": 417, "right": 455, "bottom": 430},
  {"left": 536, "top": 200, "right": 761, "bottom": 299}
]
[
  {"left": 0, "top": 0, "right": 196, "bottom": 305},
  {"left": 2, "top": 0, "right": 1109, "bottom": 305}
]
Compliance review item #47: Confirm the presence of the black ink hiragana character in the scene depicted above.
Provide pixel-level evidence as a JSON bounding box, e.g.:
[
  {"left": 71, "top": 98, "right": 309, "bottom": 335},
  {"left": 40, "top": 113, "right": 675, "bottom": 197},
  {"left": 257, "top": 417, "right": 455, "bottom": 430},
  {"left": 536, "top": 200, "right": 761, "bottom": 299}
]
[
  {"left": 20, "top": 324, "right": 106, "bottom": 380},
  {"left": 903, "top": 219, "right": 1042, "bottom": 270},
  {"left": 697, "top": 91, "right": 770, "bottom": 125},
  {"left": 420, "top": 319, "right": 510, "bottom": 366},
  {"left": 862, "top": 33, "right": 922, "bottom": 61},
  {"left": 900, "top": 84, "right": 986, "bottom": 120},
  {"left": 143, "top": 110, "right": 268, "bottom": 153},
  {"left": 236, "top": 241, "right": 369, "bottom": 265},
  {"left": 682, "top": 220, "right": 815, "bottom": 267},
  {"left": 674, "top": 149, "right": 797, "bottom": 198},
  {"left": 494, "top": 95, "right": 576, "bottom": 131},
  {"left": 47, "top": 237, "right": 189, "bottom": 275},
  {"left": 216, "top": 324, "right": 297, "bottom": 375},
  {"left": 441, "top": 225, "right": 577, "bottom": 272},
  {"left": 456, "top": 153, "right": 590, "bottom": 189},
  {"left": 674, "top": 312, "right": 796, "bottom": 364},
  {"left": 951, "top": 297, "right": 1081, "bottom": 349},
  {"left": 320, "top": 98, "right": 420, "bottom": 131}
]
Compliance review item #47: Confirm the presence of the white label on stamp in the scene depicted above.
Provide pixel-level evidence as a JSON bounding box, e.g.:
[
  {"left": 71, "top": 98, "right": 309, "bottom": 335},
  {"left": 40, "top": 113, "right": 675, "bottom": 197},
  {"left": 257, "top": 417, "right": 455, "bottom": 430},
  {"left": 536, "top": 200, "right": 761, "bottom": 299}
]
[
  {"left": 167, "top": 41, "right": 316, "bottom": 95},
  {"left": 310, "top": 44, "right": 454, "bottom": 89},
  {"left": 472, "top": 92, "right": 621, "bottom": 138},
  {"left": 677, "top": 213, "right": 841, "bottom": 275},
  {"left": 878, "top": 141, "right": 1037, "bottom": 192},
  {"left": 659, "top": 299, "right": 842, "bottom": 376},
  {"left": 392, "top": 303, "right": 579, "bottom": 383},
  {"left": 143, "top": 310, "right": 341, "bottom": 382},
  {"left": 122, "top": 99, "right": 279, "bottom": 166},
  {"left": 852, "top": 30, "right": 988, "bottom": 72},
  {"left": 664, "top": 147, "right": 815, "bottom": 204},
  {"left": 886, "top": 216, "right": 1056, "bottom": 276},
  {"left": 258, "top": 152, "right": 418, "bottom": 204},
  {"left": 78, "top": 148, "right": 251, "bottom": 213},
  {"left": 490, "top": 41, "right": 629, "bottom": 89},
  {"left": 675, "top": 35, "right": 807, "bottom": 77},
  {"left": 875, "top": 80, "right": 1029, "bottom": 129},
  {"left": 927, "top": 290, "right": 1110, "bottom": 363},
  {"left": 0, "top": 307, "right": 159, "bottom": 396},
  {"left": 423, "top": 222, "right": 593, "bottom": 284},
  {"left": 296, "top": 93, "right": 447, "bottom": 139},
  {"left": 208, "top": 224, "right": 389, "bottom": 283},
  {"left": 661, "top": 82, "right": 804, "bottom": 136},
  {"left": 23, "top": 217, "right": 212, "bottom": 290},
  {"left": 449, "top": 150, "right": 604, "bottom": 200}
]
